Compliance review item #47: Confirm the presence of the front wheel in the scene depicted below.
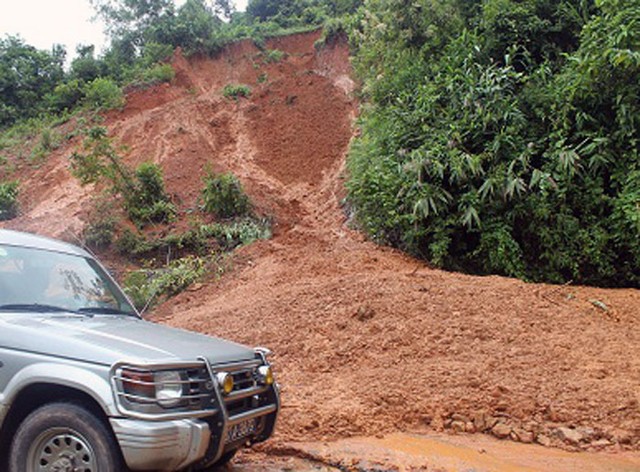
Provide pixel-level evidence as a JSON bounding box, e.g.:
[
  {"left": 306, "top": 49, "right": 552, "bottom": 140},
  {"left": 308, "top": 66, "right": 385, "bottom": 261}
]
[{"left": 9, "top": 402, "right": 123, "bottom": 472}]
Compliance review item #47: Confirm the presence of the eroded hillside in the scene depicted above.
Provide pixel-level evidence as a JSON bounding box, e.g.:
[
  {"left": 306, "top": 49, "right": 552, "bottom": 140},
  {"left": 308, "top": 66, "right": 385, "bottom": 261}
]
[{"left": 2, "top": 30, "right": 639, "bottom": 454}]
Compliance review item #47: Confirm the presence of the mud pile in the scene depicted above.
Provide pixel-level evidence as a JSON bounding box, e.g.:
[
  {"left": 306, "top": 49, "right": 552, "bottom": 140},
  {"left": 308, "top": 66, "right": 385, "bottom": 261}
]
[{"left": 3, "top": 30, "right": 639, "bottom": 452}]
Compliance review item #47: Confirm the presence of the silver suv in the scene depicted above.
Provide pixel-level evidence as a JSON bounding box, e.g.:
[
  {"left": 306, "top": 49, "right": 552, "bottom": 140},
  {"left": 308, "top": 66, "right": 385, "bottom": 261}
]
[{"left": 0, "top": 229, "right": 279, "bottom": 471}]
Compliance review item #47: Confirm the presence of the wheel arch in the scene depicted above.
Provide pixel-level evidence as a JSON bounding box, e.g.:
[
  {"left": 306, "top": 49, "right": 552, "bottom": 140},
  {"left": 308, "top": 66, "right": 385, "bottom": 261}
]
[{"left": 0, "top": 365, "right": 117, "bottom": 469}]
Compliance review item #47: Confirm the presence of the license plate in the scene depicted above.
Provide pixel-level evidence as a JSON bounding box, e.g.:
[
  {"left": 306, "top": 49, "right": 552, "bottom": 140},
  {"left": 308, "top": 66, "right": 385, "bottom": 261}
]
[{"left": 226, "top": 419, "right": 256, "bottom": 443}]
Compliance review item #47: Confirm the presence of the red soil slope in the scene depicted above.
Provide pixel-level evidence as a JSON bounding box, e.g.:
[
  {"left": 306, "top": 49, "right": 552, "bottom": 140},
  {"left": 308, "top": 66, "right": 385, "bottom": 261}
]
[{"left": 2, "top": 30, "right": 638, "bottom": 453}]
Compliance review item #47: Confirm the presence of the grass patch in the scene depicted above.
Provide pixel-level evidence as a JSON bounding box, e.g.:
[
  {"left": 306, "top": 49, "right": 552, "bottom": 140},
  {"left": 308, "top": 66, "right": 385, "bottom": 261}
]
[
  {"left": 263, "top": 49, "right": 285, "bottom": 63},
  {"left": 222, "top": 84, "right": 252, "bottom": 100}
]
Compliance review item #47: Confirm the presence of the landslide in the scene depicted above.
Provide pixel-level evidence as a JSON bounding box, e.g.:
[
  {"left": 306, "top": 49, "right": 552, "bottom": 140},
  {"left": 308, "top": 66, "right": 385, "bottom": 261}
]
[{"left": 2, "top": 30, "right": 639, "bottom": 452}]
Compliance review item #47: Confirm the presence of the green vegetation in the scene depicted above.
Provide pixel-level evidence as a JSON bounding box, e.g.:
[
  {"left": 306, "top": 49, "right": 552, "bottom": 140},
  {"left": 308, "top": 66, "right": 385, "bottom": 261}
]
[
  {"left": 263, "top": 48, "right": 285, "bottom": 63},
  {"left": 4, "top": 0, "right": 637, "bottom": 290},
  {"left": 115, "top": 218, "right": 270, "bottom": 257},
  {"left": 70, "top": 126, "right": 176, "bottom": 227},
  {"left": 123, "top": 255, "right": 218, "bottom": 310},
  {"left": 0, "top": 37, "right": 65, "bottom": 127},
  {"left": 137, "top": 63, "right": 175, "bottom": 86},
  {"left": 117, "top": 218, "right": 269, "bottom": 309},
  {"left": 83, "top": 78, "right": 125, "bottom": 111},
  {"left": 0, "top": 180, "right": 19, "bottom": 221},
  {"left": 201, "top": 171, "right": 251, "bottom": 218},
  {"left": 125, "top": 162, "right": 176, "bottom": 226},
  {"left": 222, "top": 83, "right": 252, "bottom": 100},
  {"left": 346, "top": 0, "right": 640, "bottom": 287},
  {"left": 83, "top": 197, "right": 118, "bottom": 249}
]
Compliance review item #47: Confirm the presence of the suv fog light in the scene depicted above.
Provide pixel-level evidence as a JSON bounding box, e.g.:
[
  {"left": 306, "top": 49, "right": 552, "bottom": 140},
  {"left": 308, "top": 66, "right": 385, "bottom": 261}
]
[
  {"left": 257, "top": 366, "right": 274, "bottom": 385},
  {"left": 217, "top": 372, "right": 234, "bottom": 394}
]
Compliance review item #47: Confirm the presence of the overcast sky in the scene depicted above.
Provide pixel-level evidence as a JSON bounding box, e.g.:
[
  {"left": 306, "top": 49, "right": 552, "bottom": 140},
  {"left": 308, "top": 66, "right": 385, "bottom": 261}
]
[{"left": 0, "top": 0, "right": 248, "bottom": 62}]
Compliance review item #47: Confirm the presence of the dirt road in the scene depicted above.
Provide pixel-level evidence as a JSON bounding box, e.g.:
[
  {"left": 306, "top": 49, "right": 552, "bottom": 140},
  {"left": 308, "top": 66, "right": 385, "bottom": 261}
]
[{"left": 226, "top": 432, "right": 640, "bottom": 471}]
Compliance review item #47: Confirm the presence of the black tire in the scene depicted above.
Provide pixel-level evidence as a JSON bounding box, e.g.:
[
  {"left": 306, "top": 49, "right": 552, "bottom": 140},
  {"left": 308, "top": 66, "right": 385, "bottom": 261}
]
[
  {"left": 201, "top": 449, "right": 238, "bottom": 470},
  {"left": 9, "top": 402, "right": 124, "bottom": 472}
]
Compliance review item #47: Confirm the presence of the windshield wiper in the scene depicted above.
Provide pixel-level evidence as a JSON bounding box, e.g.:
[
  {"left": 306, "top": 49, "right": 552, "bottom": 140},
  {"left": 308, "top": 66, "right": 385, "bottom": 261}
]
[
  {"left": 0, "top": 303, "right": 82, "bottom": 314},
  {"left": 77, "top": 307, "right": 135, "bottom": 316}
]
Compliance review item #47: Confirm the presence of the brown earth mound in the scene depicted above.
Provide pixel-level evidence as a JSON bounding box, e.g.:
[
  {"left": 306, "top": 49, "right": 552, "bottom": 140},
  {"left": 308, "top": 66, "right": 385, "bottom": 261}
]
[{"left": 2, "top": 30, "right": 638, "bottom": 453}]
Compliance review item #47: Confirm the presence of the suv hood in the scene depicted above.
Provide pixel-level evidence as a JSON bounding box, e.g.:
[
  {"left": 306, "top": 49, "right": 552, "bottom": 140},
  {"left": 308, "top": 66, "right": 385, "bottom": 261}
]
[{"left": 0, "top": 313, "right": 256, "bottom": 367}]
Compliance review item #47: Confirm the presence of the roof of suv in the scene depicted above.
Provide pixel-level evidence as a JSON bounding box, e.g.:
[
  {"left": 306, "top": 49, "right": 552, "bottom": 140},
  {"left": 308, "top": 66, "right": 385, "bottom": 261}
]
[{"left": 0, "top": 229, "right": 90, "bottom": 257}]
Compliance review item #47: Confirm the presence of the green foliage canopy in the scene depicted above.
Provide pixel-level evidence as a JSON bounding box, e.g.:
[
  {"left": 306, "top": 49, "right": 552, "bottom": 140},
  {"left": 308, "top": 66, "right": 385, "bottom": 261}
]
[
  {"left": 347, "top": 0, "right": 640, "bottom": 286},
  {"left": 0, "top": 36, "right": 65, "bottom": 126}
]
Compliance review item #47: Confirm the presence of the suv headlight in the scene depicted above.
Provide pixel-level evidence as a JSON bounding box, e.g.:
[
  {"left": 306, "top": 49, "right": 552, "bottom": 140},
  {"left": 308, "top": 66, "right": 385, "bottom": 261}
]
[
  {"left": 113, "top": 363, "right": 218, "bottom": 419},
  {"left": 120, "top": 368, "right": 185, "bottom": 408},
  {"left": 155, "top": 371, "right": 184, "bottom": 407}
]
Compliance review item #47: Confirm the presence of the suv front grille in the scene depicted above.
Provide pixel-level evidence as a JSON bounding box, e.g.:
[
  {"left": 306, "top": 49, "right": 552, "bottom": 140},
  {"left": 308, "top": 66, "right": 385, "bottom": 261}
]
[
  {"left": 231, "top": 367, "right": 258, "bottom": 391},
  {"left": 185, "top": 366, "right": 217, "bottom": 410}
]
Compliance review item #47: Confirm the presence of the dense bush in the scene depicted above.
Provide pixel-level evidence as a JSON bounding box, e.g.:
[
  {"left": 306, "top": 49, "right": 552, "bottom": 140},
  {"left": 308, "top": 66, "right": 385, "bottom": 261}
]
[
  {"left": 201, "top": 172, "right": 250, "bottom": 218},
  {"left": 246, "top": 0, "right": 361, "bottom": 26},
  {"left": 47, "top": 79, "right": 85, "bottom": 113},
  {"left": 138, "top": 63, "right": 175, "bottom": 85},
  {"left": 0, "top": 180, "right": 19, "bottom": 221},
  {"left": 347, "top": 0, "right": 640, "bottom": 286},
  {"left": 83, "top": 78, "right": 125, "bottom": 111}
]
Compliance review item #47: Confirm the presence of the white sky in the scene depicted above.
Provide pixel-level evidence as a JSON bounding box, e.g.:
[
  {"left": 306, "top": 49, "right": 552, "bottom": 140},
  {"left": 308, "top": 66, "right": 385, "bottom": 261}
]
[{"left": 0, "top": 0, "right": 248, "bottom": 62}]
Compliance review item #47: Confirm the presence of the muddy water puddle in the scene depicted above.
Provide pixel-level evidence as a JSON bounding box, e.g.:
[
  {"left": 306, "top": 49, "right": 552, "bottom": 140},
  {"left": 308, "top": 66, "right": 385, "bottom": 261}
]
[
  {"left": 237, "top": 433, "right": 640, "bottom": 472},
  {"left": 228, "top": 454, "right": 339, "bottom": 472}
]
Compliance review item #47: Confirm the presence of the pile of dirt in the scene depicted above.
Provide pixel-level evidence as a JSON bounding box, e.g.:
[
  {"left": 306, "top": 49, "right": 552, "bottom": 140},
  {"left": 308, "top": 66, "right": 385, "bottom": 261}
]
[{"left": 2, "top": 30, "right": 638, "bottom": 453}]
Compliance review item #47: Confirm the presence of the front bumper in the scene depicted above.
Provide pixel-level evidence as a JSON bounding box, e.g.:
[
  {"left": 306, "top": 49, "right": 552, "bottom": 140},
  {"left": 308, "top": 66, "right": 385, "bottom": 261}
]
[
  {"left": 110, "top": 417, "right": 211, "bottom": 471},
  {"left": 110, "top": 387, "right": 279, "bottom": 471}
]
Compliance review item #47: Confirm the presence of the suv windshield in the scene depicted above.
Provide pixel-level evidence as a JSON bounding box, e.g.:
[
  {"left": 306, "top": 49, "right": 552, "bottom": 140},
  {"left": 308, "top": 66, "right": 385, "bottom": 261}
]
[{"left": 0, "top": 244, "right": 136, "bottom": 316}]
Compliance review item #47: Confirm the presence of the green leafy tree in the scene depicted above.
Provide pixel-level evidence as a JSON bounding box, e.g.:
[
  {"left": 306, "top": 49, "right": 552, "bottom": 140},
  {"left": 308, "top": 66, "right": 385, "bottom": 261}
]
[
  {"left": 90, "top": 0, "right": 175, "bottom": 47},
  {"left": 70, "top": 45, "right": 105, "bottom": 82},
  {"left": 0, "top": 36, "right": 65, "bottom": 126}
]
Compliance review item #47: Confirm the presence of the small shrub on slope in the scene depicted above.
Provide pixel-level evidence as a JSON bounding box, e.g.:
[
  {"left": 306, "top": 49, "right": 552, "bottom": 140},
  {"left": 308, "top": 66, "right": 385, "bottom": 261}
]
[
  {"left": 125, "top": 162, "right": 176, "bottom": 226},
  {"left": 0, "top": 180, "right": 19, "bottom": 221},
  {"left": 222, "top": 84, "right": 251, "bottom": 100},
  {"left": 201, "top": 172, "right": 250, "bottom": 219}
]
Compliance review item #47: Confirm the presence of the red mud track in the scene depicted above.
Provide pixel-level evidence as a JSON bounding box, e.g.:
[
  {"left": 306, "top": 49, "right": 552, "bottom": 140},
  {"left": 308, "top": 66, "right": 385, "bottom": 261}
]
[{"left": 2, "top": 30, "right": 639, "bottom": 455}]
